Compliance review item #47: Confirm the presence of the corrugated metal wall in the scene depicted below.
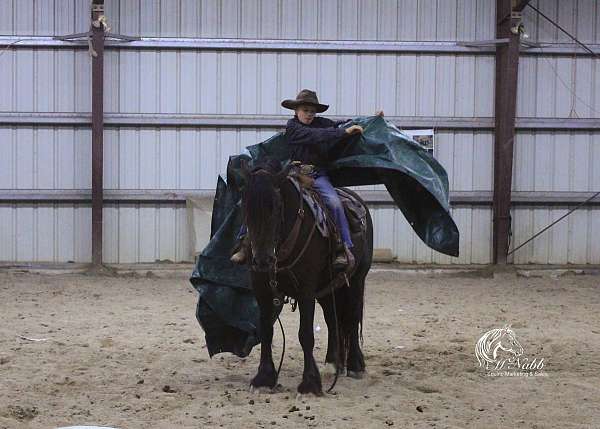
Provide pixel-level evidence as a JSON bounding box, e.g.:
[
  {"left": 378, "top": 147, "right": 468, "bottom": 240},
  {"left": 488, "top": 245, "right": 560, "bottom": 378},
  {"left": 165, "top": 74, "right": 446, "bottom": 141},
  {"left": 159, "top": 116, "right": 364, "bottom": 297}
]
[{"left": 1, "top": 0, "right": 599, "bottom": 264}]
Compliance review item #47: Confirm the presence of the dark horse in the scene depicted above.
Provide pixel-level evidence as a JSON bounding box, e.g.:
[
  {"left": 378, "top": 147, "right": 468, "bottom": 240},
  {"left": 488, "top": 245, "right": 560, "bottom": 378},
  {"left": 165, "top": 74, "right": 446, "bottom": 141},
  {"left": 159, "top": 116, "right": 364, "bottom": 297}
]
[{"left": 240, "top": 159, "right": 373, "bottom": 395}]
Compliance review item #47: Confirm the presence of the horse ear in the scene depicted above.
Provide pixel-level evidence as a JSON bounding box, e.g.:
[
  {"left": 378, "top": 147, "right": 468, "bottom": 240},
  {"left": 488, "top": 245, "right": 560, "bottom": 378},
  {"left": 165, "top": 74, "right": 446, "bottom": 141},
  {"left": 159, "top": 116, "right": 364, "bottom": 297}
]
[{"left": 239, "top": 158, "right": 249, "bottom": 181}]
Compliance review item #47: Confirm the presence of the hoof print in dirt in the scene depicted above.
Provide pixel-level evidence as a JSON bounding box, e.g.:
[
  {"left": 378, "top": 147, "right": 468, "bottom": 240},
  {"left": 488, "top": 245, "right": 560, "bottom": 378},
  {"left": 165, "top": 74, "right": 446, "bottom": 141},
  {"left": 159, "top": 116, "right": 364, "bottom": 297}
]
[{"left": 6, "top": 405, "right": 38, "bottom": 421}]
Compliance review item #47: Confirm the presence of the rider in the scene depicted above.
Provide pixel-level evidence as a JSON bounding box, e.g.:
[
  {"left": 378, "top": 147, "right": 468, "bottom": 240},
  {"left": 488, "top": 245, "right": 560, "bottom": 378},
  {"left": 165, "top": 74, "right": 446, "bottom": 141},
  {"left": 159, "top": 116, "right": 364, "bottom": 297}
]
[{"left": 231, "top": 89, "right": 383, "bottom": 271}]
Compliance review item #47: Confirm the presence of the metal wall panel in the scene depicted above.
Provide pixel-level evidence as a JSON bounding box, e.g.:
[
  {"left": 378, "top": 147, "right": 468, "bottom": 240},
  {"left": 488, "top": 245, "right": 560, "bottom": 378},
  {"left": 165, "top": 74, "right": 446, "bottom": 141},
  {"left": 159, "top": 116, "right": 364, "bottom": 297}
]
[
  {"left": 518, "top": 57, "right": 600, "bottom": 119},
  {"left": 0, "top": 203, "right": 192, "bottom": 263},
  {"left": 103, "top": 204, "right": 191, "bottom": 263},
  {"left": 107, "top": 51, "right": 495, "bottom": 117},
  {"left": 510, "top": 131, "right": 600, "bottom": 264},
  {"left": 103, "top": 127, "right": 267, "bottom": 190},
  {"left": 0, "top": 127, "right": 91, "bottom": 190},
  {"left": 522, "top": 0, "right": 600, "bottom": 44},
  {"left": 435, "top": 131, "right": 494, "bottom": 191},
  {"left": 511, "top": 206, "right": 600, "bottom": 264},
  {"left": 0, "top": 49, "right": 91, "bottom": 113},
  {"left": 0, "top": 203, "right": 91, "bottom": 262},
  {"left": 512, "top": 131, "right": 600, "bottom": 192},
  {"left": 1, "top": 1, "right": 596, "bottom": 265},
  {"left": 370, "top": 205, "right": 493, "bottom": 264},
  {"left": 0, "top": 0, "right": 497, "bottom": 41},
  {"left": 1, "top": 49, "right": 497, "bottom": 117}
]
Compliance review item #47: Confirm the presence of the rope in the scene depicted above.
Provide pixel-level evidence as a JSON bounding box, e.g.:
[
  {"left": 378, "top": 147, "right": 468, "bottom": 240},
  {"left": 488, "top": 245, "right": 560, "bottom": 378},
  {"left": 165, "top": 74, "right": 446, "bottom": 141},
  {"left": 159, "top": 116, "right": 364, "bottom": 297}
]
[
  {"left": 0, "top": 39, "right": 27, "bottom": 59},
  {"left": 274, "top": 316, "right": 286, "bottom": 386},
  {"left": 507, "top": 190, "right": 600, "bottom": 256},
  {"left": 526, "top": 3, "right": 599, "bottom": 58},
  {"left": 325, "top": 274, "right": 345, "bottom": 394}
]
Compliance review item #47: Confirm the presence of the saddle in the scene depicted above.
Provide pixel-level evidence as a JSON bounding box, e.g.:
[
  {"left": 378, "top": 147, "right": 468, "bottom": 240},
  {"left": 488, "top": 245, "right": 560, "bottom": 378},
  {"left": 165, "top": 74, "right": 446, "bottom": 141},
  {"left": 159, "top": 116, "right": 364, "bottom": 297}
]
[
  {"left": 273, "top": 170, "right": 369, "bottom": 302},
  {"left": 287, "top": 169, "right": 367, "bottom": 242}
]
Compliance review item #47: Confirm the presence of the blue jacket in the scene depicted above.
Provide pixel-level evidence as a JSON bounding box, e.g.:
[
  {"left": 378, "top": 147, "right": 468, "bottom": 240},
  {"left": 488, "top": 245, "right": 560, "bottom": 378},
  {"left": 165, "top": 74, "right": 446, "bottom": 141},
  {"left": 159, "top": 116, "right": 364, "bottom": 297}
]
[{"left": 285, "top": 116, "right": 347, "bottom": 168}]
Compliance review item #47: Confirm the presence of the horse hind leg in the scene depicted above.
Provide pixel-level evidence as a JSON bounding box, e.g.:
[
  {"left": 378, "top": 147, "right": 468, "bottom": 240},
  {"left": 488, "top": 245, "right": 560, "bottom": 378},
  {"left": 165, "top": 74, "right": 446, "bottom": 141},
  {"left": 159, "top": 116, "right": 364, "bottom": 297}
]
[
  {"left": 345, "top": 272, "right": 367, "bottom": 379},
  {"left": 318, "top": 292, "right": 346, "bottom": 375},
  {"left": 297, "top": 298, "right": 323, "bottom": 395}
]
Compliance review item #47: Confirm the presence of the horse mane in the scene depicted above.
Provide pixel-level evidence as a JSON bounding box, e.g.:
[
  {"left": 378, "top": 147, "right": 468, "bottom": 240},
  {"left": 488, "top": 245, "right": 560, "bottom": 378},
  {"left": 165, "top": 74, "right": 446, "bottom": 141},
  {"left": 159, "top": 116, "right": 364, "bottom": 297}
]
[{"left": 243, "top": 159, "right": 283, "bottom": 236}]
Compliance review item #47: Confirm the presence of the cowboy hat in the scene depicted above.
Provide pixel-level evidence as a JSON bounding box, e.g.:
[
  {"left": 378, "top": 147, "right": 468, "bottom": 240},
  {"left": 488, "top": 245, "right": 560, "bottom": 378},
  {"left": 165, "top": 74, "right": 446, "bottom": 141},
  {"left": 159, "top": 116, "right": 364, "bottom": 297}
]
[{"left": 281, "top": 89, "right": 329, "bottom": 113}]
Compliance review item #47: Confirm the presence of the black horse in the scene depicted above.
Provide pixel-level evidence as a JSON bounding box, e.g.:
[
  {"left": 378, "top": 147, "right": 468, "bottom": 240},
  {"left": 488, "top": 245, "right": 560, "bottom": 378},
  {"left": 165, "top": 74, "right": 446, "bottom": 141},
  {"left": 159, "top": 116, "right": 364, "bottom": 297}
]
[{"left": 240, "top": 159, "right": 373, "bottom": 395}]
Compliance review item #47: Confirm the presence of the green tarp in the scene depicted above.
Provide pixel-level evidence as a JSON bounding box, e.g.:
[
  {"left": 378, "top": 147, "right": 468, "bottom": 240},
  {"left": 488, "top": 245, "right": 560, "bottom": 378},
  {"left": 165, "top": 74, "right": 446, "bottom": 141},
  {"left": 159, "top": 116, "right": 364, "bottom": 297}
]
[{"left": 190, "top": 116, "right": 459, "bottom": 357}]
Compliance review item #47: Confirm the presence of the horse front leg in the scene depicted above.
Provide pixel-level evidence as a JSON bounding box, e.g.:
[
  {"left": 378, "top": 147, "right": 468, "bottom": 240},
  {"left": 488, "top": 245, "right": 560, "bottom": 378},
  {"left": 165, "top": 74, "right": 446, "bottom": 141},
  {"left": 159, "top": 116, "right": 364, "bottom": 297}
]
[
  {"left": 251, "top": 289, "right": 277, "bottom": 389},
  {"left": 319, "top": 294, "right": 345, "bottom": 375},
  {"left": 297, "top": 297, "right": 322, "bottom": 395}
]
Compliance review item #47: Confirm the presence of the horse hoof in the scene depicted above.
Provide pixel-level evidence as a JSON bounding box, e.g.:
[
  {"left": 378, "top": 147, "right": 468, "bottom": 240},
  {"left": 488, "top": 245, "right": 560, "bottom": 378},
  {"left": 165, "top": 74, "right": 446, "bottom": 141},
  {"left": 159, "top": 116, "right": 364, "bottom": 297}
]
[
  {"left": 249, "top": 384, "right": 281, "bottom": 396},
  {"left": 251, "top": 370, "right": 277, "bottom": 390},
  {"left": 297, "top": 381, "right": 323, "bottom": 396},
  {"left": 347, "top": 370, "right": 365, "bottom": 379}
]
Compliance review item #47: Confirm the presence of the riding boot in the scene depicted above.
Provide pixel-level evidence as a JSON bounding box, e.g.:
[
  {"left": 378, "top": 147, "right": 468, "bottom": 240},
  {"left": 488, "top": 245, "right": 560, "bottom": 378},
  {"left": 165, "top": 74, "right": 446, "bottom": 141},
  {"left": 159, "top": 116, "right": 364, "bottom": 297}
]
[
  {"left": 230, "top": 235, "right": 250, "bottom": 265},
  {"left": 333, "top": 242, "right": 355, "bottom": 273}
]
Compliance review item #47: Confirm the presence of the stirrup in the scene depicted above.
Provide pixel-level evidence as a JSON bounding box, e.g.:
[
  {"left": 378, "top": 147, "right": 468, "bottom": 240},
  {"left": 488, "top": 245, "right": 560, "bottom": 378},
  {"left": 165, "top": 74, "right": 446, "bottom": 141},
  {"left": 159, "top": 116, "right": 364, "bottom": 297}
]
[{"left": 333, "top": 244, "right": 354, "bottom": 272}]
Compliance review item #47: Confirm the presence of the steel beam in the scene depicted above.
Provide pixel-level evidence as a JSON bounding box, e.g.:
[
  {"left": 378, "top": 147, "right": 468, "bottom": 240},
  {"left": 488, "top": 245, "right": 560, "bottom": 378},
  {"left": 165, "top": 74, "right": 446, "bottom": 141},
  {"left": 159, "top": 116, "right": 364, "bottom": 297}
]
[
  {"left": 91, "top": 0, "right": 105, "bottom": 266},
  {"left": 1, "top": 36, "right": 598, "bottom": 56},
  {"left": 2, "top": 112, "right": 600, "bottom": 131},
  {"left": 493, "top": 0, "right": 521, "bottom": 264},
  {"left": 3, "top": 190, "right": 600, "bottom": 207}
]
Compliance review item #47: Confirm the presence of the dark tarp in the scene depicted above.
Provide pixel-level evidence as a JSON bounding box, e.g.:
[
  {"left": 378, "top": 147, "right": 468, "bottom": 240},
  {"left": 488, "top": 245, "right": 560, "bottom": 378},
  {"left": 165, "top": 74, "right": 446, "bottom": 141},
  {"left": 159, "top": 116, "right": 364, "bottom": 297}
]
[{"left": 190, "top": 116, "right": 459, "bottom": 357}]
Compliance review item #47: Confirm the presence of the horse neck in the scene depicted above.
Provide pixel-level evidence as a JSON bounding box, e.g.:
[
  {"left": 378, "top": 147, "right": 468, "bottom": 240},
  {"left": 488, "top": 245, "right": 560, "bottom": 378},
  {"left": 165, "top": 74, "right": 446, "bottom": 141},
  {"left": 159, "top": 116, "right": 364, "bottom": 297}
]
[{"left": 279, "top": 178, "right": 304, "bottom": 236}]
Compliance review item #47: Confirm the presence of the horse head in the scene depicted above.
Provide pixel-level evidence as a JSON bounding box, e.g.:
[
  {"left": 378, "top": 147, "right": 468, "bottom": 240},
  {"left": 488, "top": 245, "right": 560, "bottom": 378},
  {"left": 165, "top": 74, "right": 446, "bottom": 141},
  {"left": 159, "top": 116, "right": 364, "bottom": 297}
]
[{"left": 241, "top": 158, "right": 292, "bottom": 272}]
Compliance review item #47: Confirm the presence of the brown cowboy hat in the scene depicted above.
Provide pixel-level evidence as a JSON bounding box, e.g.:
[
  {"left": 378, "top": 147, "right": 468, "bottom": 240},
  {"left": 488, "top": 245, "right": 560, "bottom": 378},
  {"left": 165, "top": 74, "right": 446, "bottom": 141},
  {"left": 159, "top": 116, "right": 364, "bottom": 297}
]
[{"left": 281, "top": 89, "right": 329, "bottom": 113}]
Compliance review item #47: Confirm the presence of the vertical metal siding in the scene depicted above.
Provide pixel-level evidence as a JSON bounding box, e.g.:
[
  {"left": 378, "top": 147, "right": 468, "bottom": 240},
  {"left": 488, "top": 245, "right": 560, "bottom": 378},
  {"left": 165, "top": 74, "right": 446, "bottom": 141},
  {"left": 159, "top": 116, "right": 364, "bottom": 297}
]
[
  {"left": 0, "top": 127, "right": 91, "bottom": 190},
  {"left": 1, "top": 0, "right": 499, "bottom": 40},
  {"left": 511, "top": 206, "right": 600, "bottom": 264},
  {"left": 518, "top": 57, "right": 600, "bottom": 119},
  {"left": 95, "top": 51, "right": 495, "bottom": 117},
  {"left": 374, "top": 204, "right": 493, "bottom": 264},
  {"left": 513, "top": 132, "right": 600, "bottom": 193},
  {"left": 3, "top": 0, "right": 597, "bottom": 264},
  {"left": 2, "top": 0, "right": 598, "bottom": 43},
  {"left": 102, "top": 204, "right": 190, "bottom": 264},
  {"left": 0, "top": 49, "right": 92, "bottom": 113},
  {"left": 0, "top": 203, "right": 91, "bottom": 263},
  {"left": 509, "top": 132, "right": 600, "bottom": 264},
  {"left": 522, "top": 0, "right": 600, "bottom": 44}
]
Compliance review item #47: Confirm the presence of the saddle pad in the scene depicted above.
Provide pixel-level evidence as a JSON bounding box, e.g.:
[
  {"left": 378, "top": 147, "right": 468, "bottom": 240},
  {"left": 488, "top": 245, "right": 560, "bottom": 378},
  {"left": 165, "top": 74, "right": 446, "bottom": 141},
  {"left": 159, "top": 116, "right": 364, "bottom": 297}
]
[{"left": 336, "top": 187, "right": 368, "bottom": 233}]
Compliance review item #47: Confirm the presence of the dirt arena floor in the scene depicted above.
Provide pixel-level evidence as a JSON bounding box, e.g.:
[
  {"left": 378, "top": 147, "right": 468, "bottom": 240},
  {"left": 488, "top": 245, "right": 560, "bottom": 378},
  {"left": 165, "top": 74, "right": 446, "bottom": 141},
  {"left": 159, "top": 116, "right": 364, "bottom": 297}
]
[{"left": 1, "top": 265, "right": 599, "bottom": 429}]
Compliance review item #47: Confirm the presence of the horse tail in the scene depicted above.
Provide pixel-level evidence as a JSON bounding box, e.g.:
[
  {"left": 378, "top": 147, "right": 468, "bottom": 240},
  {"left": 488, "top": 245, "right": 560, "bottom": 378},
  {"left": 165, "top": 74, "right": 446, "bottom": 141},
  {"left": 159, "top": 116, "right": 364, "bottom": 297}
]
[
  {"left": 337, "top": 187, "right": 373, "bottom": 348},
  {"left": 357, "top": 203, "right": 374, "bottom": 345}
]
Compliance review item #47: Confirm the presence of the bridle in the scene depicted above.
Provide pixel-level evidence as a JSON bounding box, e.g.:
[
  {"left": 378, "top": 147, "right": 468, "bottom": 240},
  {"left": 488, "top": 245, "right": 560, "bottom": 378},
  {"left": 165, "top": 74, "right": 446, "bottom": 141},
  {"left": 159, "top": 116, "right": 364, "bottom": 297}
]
[{"left": 245, "top": 166, "right": 316, "bottom": 306}]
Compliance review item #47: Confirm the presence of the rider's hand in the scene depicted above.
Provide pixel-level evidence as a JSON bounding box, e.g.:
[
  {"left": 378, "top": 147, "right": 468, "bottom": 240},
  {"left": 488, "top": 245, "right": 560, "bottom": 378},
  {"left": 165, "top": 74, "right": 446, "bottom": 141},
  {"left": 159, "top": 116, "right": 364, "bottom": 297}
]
[
  {"left": 375, "top": 110, "right": 384, "bottom": 117},
  {"left": 345, "top": 125, "right": 364, "bottom": 135}
]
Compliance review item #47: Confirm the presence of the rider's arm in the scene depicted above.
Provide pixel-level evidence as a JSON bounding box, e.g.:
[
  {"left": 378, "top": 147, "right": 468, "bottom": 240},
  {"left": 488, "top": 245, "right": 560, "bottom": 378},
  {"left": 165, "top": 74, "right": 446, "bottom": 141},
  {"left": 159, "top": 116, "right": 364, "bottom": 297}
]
[{"left": 285, "top": 118, "right": 346, "bottom": 146}]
